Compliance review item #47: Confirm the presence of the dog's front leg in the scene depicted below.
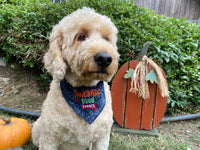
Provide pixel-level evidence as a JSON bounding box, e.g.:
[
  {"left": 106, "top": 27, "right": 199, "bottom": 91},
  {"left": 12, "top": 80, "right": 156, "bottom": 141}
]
[
  {"left": 91, "top": 133, "right": 110, "bottom": 150},
  {"left": 39, "top": 139, "right": 59, "bottom": 150},
  {"left": 39, "top": 144, "right": 58, "bottom": 150},
  {"left": 38, "top": 131, "right": 60, "bottom": 150}
]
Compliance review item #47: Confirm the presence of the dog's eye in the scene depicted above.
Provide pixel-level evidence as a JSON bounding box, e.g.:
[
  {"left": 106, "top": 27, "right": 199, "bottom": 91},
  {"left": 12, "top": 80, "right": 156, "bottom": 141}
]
[
  {"left": 78, "top": 33, "right": 87, "bottom": 41},
  {"left": 104, "top": 37, "right": 109, "bottom": 41}
]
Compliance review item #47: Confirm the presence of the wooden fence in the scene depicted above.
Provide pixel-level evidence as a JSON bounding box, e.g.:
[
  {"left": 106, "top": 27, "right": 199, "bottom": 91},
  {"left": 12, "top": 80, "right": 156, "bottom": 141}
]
[
  {"left": 52, "top": 0, "right": 200, "bottom": 24},
  {"left": 134, "top": 0, "right": 200, "bottom": 24}
]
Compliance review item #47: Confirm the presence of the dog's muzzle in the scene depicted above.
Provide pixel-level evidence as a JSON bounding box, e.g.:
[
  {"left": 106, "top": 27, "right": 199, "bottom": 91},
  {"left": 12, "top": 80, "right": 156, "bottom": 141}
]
[{"left": 94, "top": 52, "right": 112, "bottom": 68}]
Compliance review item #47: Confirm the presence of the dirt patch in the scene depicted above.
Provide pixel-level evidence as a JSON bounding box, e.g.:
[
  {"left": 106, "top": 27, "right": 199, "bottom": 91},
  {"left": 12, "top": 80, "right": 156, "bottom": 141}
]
[
  {"left": 0, "top": 56, "right": 46, "bottom": 113},
  {"left": 0, "top": 54, "right": 200, "bottom": 149},
  {"left": 158, "top": 120, "right": 200, "bottom": 149}
]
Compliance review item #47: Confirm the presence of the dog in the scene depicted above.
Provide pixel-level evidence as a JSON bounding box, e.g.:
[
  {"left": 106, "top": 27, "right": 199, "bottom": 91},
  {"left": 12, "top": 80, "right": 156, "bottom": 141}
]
[{"left": 32, "top": 7, "right": 119, "bottom": 150}]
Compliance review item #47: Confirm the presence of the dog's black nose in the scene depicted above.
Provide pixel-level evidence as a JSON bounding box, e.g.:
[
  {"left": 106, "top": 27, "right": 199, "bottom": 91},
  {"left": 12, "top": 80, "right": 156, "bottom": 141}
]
[{"left": 94, "top": 52, "right": 113, "bottom": 68}]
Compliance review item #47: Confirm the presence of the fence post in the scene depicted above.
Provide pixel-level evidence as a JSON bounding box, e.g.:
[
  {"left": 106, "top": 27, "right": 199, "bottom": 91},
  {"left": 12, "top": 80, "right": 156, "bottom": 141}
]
[{"left": 154, "top": 0, "right": 160, "bottom": 14}]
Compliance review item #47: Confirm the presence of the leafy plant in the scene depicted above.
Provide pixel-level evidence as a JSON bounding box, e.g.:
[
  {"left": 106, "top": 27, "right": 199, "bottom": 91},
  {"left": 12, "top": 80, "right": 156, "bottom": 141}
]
[{"left": 0, "top": 0, "right": 199, "bottom": 112}]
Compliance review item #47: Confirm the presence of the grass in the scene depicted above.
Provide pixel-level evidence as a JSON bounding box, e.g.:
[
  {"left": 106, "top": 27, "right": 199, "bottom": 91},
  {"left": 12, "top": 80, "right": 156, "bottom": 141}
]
[
  {"left": 109, "top": 133, "right": 193, "bottom": 150},
  {"left": 14, "top": 134, "right": 194, "bottom": 150},
  {"left": 0, "top": 112, "right": 194, "bottom": 150},
  {"left": 189, "top": 135, "right": 199, "bottom": 143}
]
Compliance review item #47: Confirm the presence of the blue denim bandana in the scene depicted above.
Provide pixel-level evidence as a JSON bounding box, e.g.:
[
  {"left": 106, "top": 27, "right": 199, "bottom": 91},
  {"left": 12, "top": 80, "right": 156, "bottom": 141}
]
[{"left": 60, "top": 79, "right": 106, "bottom": 124}]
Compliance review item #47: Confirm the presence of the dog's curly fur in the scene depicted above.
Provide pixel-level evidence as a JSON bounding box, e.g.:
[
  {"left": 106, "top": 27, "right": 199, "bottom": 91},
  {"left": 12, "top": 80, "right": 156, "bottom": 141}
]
[{"left": 32, "top": 7, "right": 119, "bottom": 150}]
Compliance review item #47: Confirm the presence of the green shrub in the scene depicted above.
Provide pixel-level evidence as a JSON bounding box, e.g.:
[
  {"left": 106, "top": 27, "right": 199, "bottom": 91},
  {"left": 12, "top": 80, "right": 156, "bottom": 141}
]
[{"left": 0, "top": 0, "right": 199, "bottom": 112}]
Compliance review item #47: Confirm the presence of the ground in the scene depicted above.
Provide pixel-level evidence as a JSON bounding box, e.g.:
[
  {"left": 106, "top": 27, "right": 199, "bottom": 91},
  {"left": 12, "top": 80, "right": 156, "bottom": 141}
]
[
  {"left": 158, "top": 120, "right": 200, "bottom": 149},
  {"left": 0, "top": 57, "right": 46, "bottom": 113},
  {"left": 0, "top": 55, "right": 199, "bottom": 150}
]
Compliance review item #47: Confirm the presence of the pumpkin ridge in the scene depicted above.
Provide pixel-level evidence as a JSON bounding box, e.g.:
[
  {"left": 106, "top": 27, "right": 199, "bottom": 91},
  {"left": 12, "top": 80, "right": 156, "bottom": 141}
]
[
  {"left": 14, "top": 118, "right": 27, "bottom": 147},
  {"left": 5, "top": 125, "right": 13, "bottom": 149},
  {"left": 19, "top": 119, "right": 31, "bottom": 144},
  {"left": 0, "top": 125, "right": 3, "bottom": 148},
  {"left": 11, "top": 123, "right": 15, "bottom": 148}
]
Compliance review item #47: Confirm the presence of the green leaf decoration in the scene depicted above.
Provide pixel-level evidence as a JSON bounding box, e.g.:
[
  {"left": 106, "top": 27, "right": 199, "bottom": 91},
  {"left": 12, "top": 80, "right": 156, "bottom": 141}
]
[
  {"left": 145, "top": 69, "right": 159, "bottom": 84},
  {"left": 124, "top": 68, "right": 134, "bottom": 79}
]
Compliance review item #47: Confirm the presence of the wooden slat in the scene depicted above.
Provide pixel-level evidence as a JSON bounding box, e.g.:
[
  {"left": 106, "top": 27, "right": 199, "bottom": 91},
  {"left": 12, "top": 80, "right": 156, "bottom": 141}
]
[
  {"left": 140, "top": 0, "right": 145, "bottom": 8},
  {"left": 158, "top": 0, "right": 166, "bottom": 15},
  {"left": 196, "top": 1, "right": 200, "bottom": 20},
  {"left": 140, "top": 83, "right": 156, "bottom": 130},
  {"left": 145, "top": 0, "right": 153, "bottom": 10},
  {"left": 153, "top": 91, "right": 168, "bottom": 128},
  {"left": 170, "top": 0, "right": 177, "bottom": 17},
  {"left": 164, "top": 0, "right": 172, "bottom": 17},
  {"left": 185, "top": 0, "right": 191, "bottom": 19},
  {"left": 179, "top": 0, "right": 187, "bottom": 18},
  {"left": 154, "top": 0, "right": 160, "bottom": 13},
  {"left": 111, "top": 62, "right": 129, "bottom": 127},
  {"left": 190, "top": 0, "right": 197, "bottom": 19},
  {"left": 150, "top": 0, "right": 156, "bottom": 10},
  {"left": 153, "top": 68, "right": 168, "bottom": 128},
  {"left": 173, "top": 0, "right": 182, "bottom": 19},
  {"left": 124, "top": 61, "right": 142, "bottom": 130},
  {"left": 134, "top": 0, "right": 139, "bottom": 6},
  {"left": 193, "top": 0, "right": 198, "bottom": 19}
]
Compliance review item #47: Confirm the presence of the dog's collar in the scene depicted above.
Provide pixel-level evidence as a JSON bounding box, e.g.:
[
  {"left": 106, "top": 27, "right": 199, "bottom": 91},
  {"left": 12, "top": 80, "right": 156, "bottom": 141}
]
[{"left": 60, "top": 79, "right": 105, "bottom": 124}]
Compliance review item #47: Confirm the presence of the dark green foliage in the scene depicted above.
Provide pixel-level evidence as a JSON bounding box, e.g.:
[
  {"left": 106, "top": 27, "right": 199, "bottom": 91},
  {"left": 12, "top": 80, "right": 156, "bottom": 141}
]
[{"left": 0, "top": 0, "right": 199, "bottom": 112}]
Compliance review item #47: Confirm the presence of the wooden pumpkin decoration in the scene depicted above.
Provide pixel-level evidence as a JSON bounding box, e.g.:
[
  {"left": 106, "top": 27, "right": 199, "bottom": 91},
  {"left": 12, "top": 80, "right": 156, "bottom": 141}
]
[
  {"left": 111, "top": 55, "right": 169, "bottom": 130},
  {"left": 0, "top": 117, "right": 31, "bottom": 150}
]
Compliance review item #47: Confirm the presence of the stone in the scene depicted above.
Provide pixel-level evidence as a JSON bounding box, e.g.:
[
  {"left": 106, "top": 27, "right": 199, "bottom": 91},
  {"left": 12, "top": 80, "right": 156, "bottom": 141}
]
[
  {"left": 0, "top": 77, "right": 10, "bottom": 85},
  {"left": 0, "top": 57, "right": 6, "bottom": 66},
  {"left": 14, "top": 89, "right": 20, "bottom": 95},
  {"left": 0, "top": 92, "right": 5, "bottom": 97}
]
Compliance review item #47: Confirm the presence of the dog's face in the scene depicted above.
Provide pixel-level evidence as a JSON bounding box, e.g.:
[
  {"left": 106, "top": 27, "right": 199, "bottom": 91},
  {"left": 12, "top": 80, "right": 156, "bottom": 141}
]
[{"left": 44, "top": 8, "right": 119, "bottom": 82}]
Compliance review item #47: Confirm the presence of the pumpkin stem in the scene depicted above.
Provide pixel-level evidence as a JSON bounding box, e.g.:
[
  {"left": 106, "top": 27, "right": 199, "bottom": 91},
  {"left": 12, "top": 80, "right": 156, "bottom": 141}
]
[{"left": 2, "top": 117, "right": 11, "bottom": 124}]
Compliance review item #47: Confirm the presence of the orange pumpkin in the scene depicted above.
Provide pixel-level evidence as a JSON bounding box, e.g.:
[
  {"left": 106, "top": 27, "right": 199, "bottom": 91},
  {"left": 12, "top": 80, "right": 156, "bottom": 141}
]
[
  {"left": 0, "top": 117, "right": 31, "bottom": 150},
  {"left": 111, "top": 60, "right": 168, "bottom": 130}
]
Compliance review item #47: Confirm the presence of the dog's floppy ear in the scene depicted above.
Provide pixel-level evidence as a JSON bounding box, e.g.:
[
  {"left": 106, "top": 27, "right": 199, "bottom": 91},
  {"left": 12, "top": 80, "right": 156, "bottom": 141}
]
[{"left": 44, "top": 25, "right": 67, "bottom": 81}]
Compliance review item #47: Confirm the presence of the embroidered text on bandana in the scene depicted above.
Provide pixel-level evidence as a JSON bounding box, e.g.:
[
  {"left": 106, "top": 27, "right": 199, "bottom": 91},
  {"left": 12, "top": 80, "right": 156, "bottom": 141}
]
[{"left": 60, "top": 79, "right": 106, "bottom": 124}]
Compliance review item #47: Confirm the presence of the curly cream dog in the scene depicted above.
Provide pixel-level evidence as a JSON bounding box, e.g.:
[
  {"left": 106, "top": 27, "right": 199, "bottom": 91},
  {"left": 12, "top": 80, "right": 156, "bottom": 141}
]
[{"left": 32, "top": 7, "right": 119, "bottom": 150}]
